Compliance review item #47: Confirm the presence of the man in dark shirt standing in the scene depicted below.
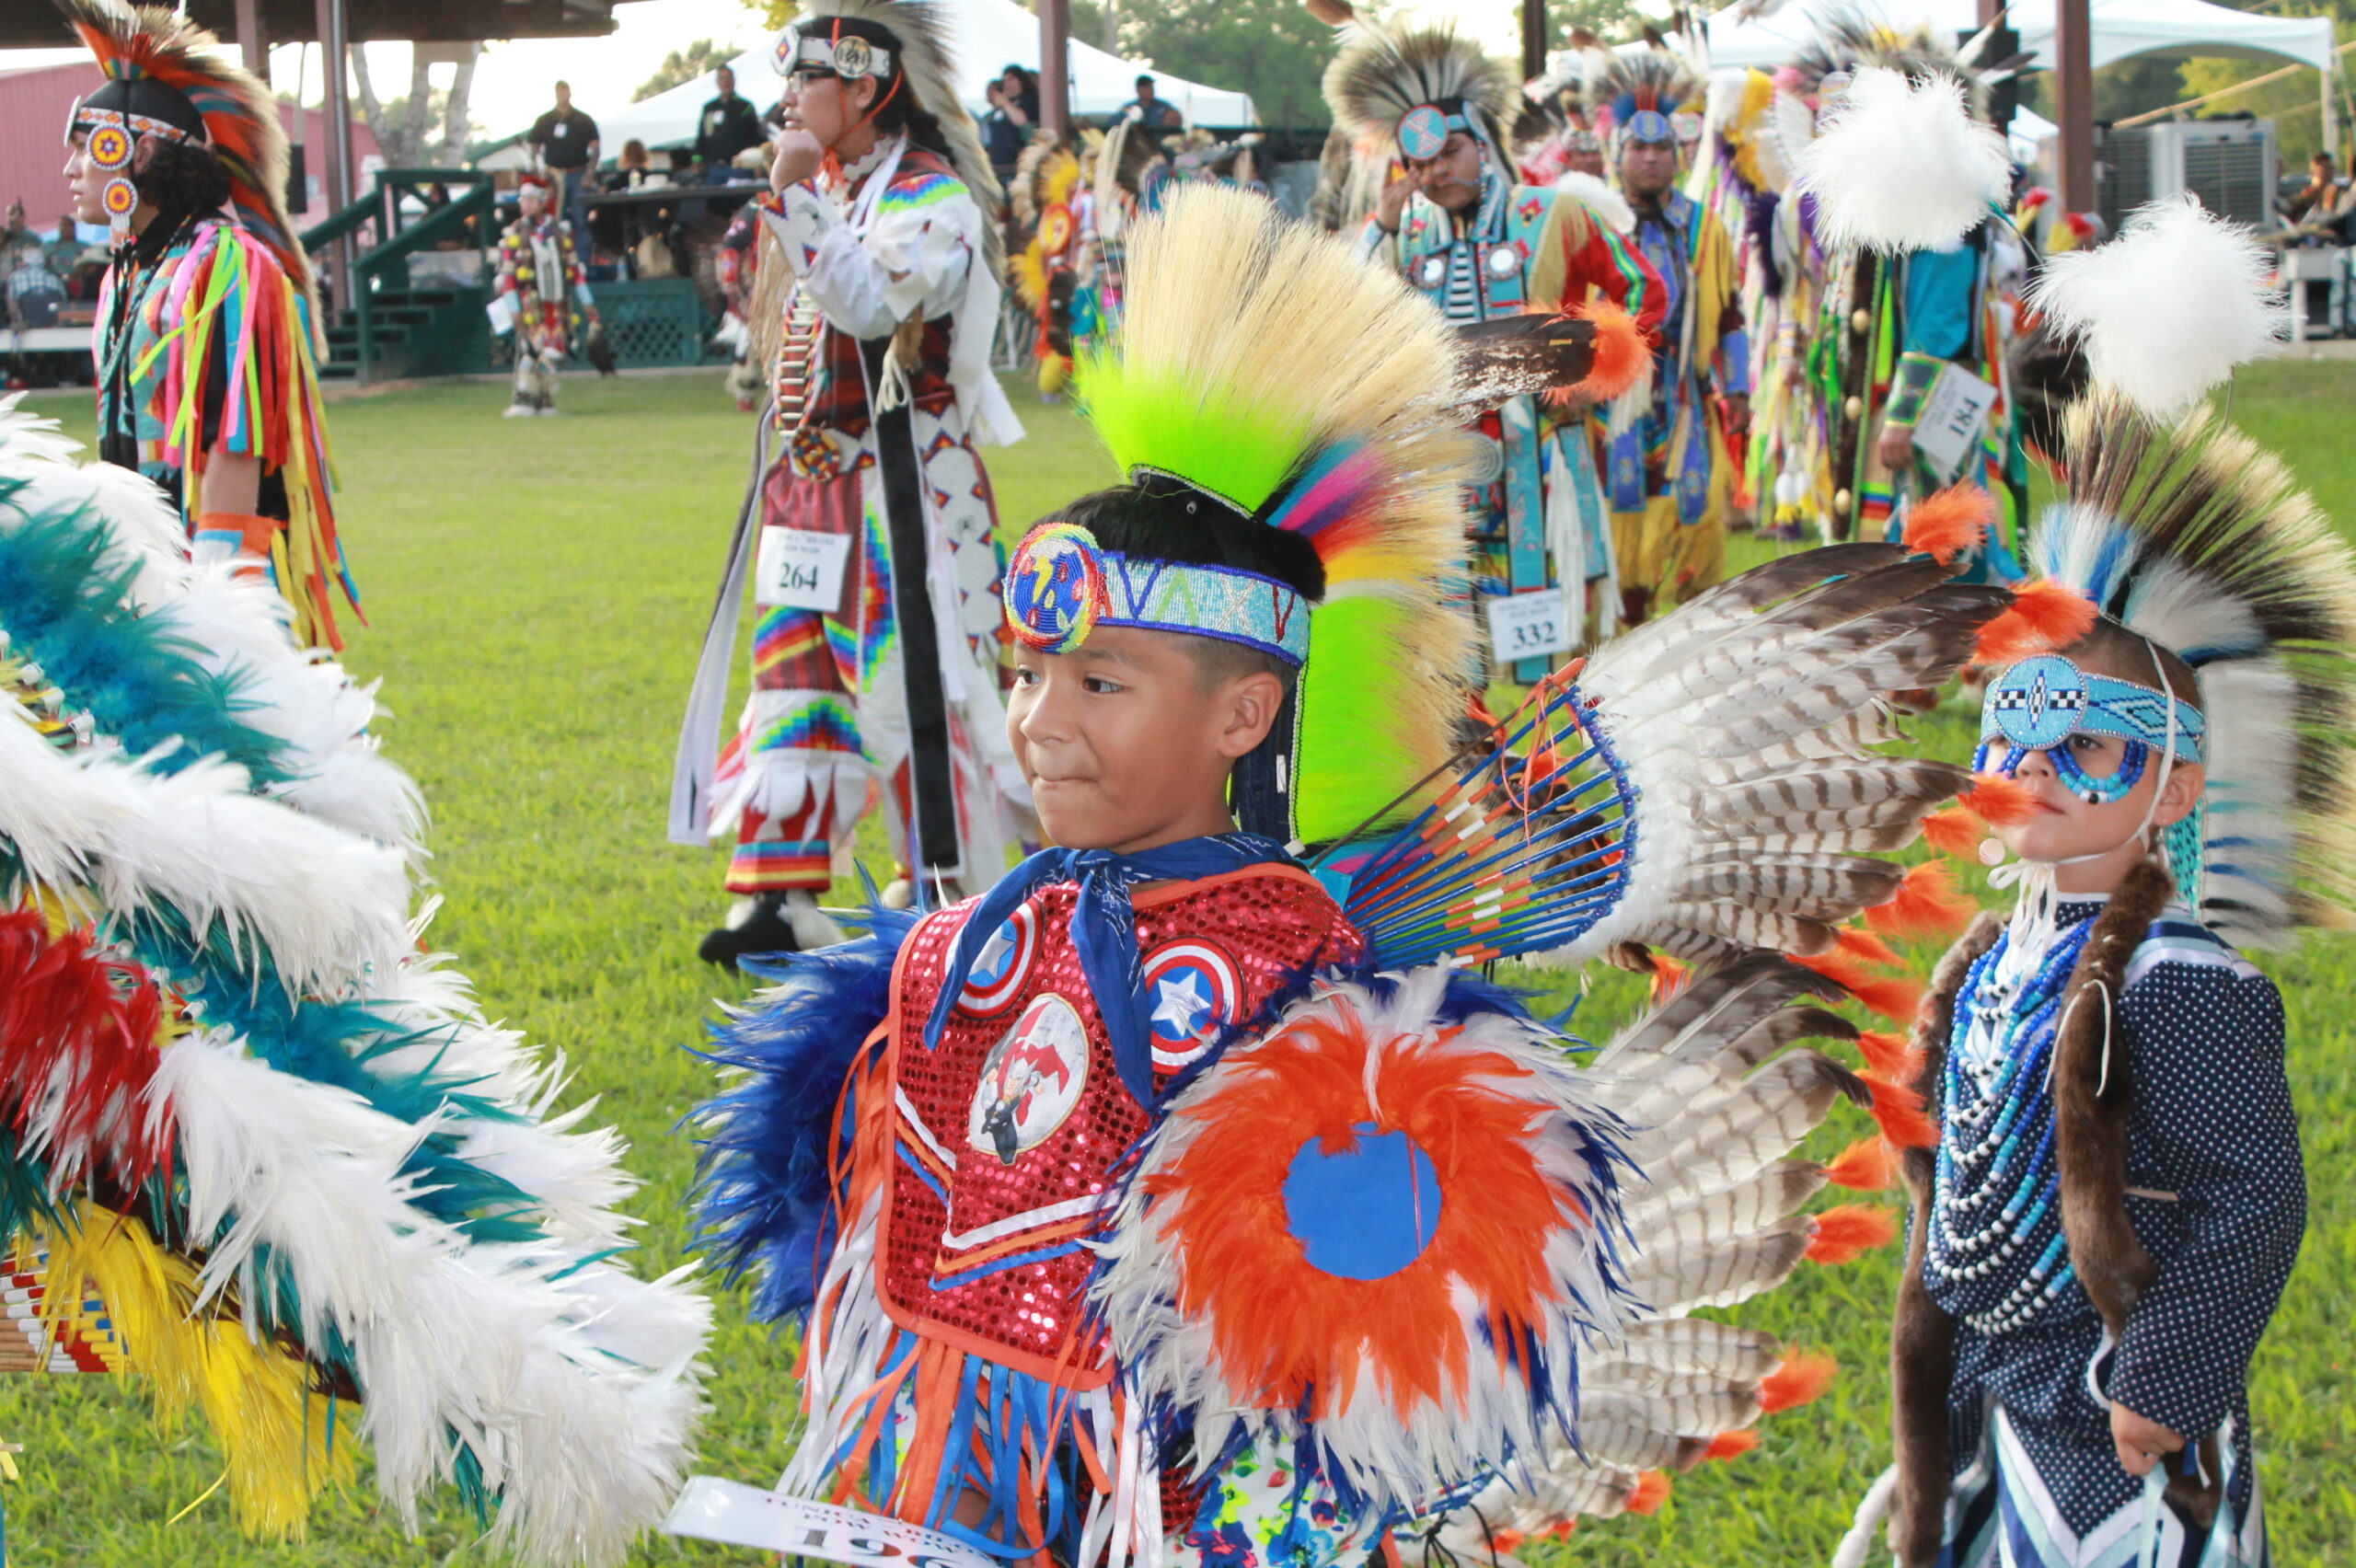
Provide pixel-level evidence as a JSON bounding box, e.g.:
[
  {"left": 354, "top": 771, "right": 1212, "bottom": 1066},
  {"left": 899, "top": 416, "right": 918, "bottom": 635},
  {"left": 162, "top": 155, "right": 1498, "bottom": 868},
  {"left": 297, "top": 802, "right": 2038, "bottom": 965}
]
[
  {"left": 527, "top": 81, "right": 600, "bottom": 238},
  {"left": 696, "top": 64, "right": 766, "bottom": 180},
  {"left": 1111, "top": 75, "right": 1182, "bottom": 131}
]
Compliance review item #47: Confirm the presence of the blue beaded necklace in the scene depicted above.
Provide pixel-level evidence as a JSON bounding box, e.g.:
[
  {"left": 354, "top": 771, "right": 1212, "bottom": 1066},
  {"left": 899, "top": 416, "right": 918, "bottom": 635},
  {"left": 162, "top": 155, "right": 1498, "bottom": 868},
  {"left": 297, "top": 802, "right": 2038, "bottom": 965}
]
[{"left": 1925, "top": 905, "right": 2100, "bottom": 1335}]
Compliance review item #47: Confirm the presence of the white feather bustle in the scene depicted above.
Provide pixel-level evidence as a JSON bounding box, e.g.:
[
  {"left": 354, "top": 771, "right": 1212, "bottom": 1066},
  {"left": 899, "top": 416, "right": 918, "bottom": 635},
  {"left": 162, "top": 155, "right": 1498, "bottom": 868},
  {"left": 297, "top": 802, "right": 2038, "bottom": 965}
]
[
  {"left": 0, "top": 398, "right": 710, "bottom": 1562},
  {"left": 2026, "top": 194, "right": 2286, "bottom": 421},
  {"left": 1794, "top": 67, "right": 2010, "bottom": 252}
]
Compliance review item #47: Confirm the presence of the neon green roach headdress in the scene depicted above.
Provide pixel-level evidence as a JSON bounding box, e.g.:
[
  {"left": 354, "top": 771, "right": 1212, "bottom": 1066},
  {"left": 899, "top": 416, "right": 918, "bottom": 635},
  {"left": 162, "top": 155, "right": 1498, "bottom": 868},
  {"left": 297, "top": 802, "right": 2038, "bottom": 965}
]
[{"left": 1044, "top": 185, "right": 1483, "bottom": 847}]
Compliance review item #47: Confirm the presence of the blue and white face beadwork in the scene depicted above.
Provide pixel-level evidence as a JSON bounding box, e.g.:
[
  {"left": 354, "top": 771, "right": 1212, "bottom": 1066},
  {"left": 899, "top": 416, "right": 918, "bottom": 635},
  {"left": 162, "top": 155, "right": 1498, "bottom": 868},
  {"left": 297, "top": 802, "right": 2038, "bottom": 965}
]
[
  {"left": 1975, "top": 652, "right": 2204, "bottom": 804},
  {"left": 1003, "top": 523, "right": 1311, "bottom": 668}
]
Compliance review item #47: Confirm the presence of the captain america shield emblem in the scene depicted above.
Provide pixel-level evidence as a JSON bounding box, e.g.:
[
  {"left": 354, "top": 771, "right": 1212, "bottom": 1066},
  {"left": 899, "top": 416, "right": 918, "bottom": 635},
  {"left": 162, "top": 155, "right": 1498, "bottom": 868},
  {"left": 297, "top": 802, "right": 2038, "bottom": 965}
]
[
  {"left": 1142, "top": 940, "right": 1241, "bottom": 1070},
  {"left": 949, "top": 902, "right": 1037, "bottom": 1017}
]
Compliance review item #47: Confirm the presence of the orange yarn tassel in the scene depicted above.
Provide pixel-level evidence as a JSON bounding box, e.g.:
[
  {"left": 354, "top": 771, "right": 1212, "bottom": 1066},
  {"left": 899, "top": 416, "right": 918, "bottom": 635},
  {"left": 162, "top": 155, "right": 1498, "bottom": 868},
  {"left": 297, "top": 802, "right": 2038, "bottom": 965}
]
[
  {"left": 1626, "top": 1470, "right": 1672, "bottom": 1516},
  {"left": 1805, "top": 1204, "right": 1900, "bottom": 1264},
  {"left": 1976, "top": 580, "right": 2098, "bottom": 664},
  {"left": 1864, "top": 1073, "right": 1938, "bottom": 1147},
  {"left": 1833, "top": 926, "right": 1903, "bottom": 968},
  {"left": 1703, "top": 1429, "right": 1761, "bottom": 1463},
  {"left": 1819, "top": 1136, "right": 1900, "bottom": 1191},
  {"left": 1855, "top": 1030, "right": 1925, "bottom": 1083},
  {"left": 1649, "top": 953, "right": 1692, "bottom": 1005},
  {"left": 1901, "top": 485, "right": 1994, "bottom": 567},
  {"left": 1865, "top": 861, "right": 1977, "bottom": 940},
  {"left": 1757, "top": 1350, "right": 1838, "bottom": 1413},
  {"left": 1958, "top": 773, "right": 2035, "bottom": 826},
  {"left": 1570, "top": 298, "right": 1648, "bottom": 402},
  {"left": 1920, "top": 806, "right": 1983, "bottom": 858}
]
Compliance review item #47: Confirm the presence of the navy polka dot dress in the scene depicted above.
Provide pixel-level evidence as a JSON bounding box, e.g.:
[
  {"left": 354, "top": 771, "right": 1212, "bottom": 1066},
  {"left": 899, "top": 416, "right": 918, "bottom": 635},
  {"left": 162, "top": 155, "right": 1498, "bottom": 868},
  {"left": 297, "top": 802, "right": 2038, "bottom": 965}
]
[{"left": 1929, "top": 899, "right": 2305, "bottom": 1567}]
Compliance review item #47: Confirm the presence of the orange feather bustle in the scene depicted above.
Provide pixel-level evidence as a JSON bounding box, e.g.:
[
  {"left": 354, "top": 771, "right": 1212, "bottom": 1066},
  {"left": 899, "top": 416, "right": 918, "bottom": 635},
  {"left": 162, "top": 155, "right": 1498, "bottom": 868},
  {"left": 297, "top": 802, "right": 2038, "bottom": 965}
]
[
  {"left": 1819, "top": 1136, "right": 1900, "bottom": 1192},
  {"left": 1648, "top": 953, "right": 1691, "bottom": 1005},
  {"left": 1757, "top": 1350, "right": 1838, "bottom": 1413},
  {"left": 1855, "top": 1030, "right": 1926, "bottom": 1085},
  {"left": 1975, "top": 580, "right": 2099, "bottom": 665},
  {"left": 1863, "top": 1073, "right": 1938, "bottom": 1148},
  {"left": 1919, "top": 806, "right": 1983, "bottom": 858},
  {"left": 1804, "top": 1204, "right": 1900, "bottom": 1264},
  {"left": 1625, "top": 1470, "right": 1672, "bottom": 1516},
  {"left": 1958, "top": 772, "right": 2035, "bottom": 827},
  {"left": 1147, "top": 1002, "right": 1576, "bottom": 1420},
  {"left": 1900, "top": 485, "right": 1995, "bottom": 567},
  {"left": 1702, "top": 1429, "right": 1760, "bottom": 1463},
  {"left": 1831, "top": 926, "right": 1902, "bottom": 968},
  {"left": 1569, "top": 298, "right": 1648, "bottom": 402},
  {"left": 1865, "top": 861, "right": 1977, "bottom": 940}
]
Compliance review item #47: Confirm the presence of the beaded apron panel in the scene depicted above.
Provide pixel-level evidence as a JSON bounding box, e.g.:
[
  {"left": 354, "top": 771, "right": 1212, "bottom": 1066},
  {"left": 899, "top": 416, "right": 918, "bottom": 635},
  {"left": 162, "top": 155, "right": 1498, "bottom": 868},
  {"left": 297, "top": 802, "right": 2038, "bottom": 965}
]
[{"left": 880, "top": 866, "right": 1358, "bottom": 1387}]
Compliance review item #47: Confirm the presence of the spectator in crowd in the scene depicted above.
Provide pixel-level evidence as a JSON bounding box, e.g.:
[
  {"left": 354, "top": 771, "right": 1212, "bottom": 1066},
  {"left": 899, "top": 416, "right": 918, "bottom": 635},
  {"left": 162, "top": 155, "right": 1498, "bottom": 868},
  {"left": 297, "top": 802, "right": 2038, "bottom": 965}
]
[
  {"left": 1000, "top": 64, "right": 1041, "bottom": 129},
  {"left": 2287, "top": 151, "right": 2341, "bottom": 222},
  {"left": 697, "top": 64, "right": 767, "bottom": 179},
  {"left": 5, "top": 244, "right": 68, "bottom": 329},
  {"left": 526, "top": 80, "right": 600, "bottom": 236},
  {"left": 611, "top": 139, "right": 657, "bottom": 188},
  {"left": 46, "top": 213, "right": 90, "bottom": 275},
  {"left": 0, "top": 202, "right": 31, "bottom": 258},
  {"left": 1113, "top": 74, "right": 1182, "bottom": 131},
  {"left": 983, "top": 79, "right": 1026, "bottom": 184}
]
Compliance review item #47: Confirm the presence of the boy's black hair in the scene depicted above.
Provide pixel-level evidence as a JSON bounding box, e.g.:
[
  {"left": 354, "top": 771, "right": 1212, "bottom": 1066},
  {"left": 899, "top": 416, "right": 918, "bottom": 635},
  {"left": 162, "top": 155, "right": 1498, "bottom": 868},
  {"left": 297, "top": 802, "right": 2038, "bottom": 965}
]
[{"left": 133, "top": 140, "right": 233, "bottom": 225}]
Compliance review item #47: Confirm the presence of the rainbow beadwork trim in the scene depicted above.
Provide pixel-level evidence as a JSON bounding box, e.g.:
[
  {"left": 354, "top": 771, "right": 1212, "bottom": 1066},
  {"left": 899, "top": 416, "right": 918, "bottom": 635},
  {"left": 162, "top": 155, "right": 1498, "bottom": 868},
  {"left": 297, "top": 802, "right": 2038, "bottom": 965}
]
[{"left": 1004, "top": 523, "right": 1311, "bottom": 667}]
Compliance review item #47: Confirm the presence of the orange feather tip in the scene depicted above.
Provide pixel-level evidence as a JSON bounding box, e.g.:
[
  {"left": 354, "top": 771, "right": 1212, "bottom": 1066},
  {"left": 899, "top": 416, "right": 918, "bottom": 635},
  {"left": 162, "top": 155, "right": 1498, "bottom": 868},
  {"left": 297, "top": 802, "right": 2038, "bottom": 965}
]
[
  {"left": 1854, "top": 1030, "right": 1923, "bottom": 1083},
  {"left": 1920, "top": 806, "right": 1983, "bottom": 858},
  {"left": 1569, "top": 298, "right": 1648, "bottom": 402},
  {"left": 1626, "top": 1470, "right": 1672, "bottom": 1516},
  {"left": 1648, "top": 953, "right": 1692, "bottom": 1004},
  {"left": 1864, "top": 861, "right": 1977, "bottom": 941},
  {"left": 1702, "top": 1428, "right": 1761, "bottom": 1463},
  {"left": 1804, "top": 1203, "right": 1900, "bottom": 1265},
  {"left": 1819, "top": 1136, "right": 1900, "bottom": 1192},
  {"left": 1832, "top": 926, "right": 1902, "bottom": 968},
  {"left": 1863, "top": 1074, "right": 1938, "bottom": 1148},
  {"left": 1791, "top": 951, "right": 1921, "bottom": 1022},
  {"left": 1489, "top": 1528, "right": 1527, "bottom": 1554},
  {"left": 1975, "top": 580, "right": 2098, "bottom": 665},
  {"left": 1958, "top": 773, "right": 2035, "bottom": 827},
  {"left": 1901, "top": 485, "right": 1995, "bottom": 567},
  {"left": 1757, "top": 1350, "right": 1838, "bottom": 1413}
]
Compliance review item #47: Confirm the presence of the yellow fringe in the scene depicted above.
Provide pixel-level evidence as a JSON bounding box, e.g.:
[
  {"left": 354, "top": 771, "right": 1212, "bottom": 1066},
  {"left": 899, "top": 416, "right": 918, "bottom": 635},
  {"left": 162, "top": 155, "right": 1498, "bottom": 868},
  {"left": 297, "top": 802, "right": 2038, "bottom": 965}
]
[{"left": 24, "top": 1201, "right": 353, "bottom": 1539}]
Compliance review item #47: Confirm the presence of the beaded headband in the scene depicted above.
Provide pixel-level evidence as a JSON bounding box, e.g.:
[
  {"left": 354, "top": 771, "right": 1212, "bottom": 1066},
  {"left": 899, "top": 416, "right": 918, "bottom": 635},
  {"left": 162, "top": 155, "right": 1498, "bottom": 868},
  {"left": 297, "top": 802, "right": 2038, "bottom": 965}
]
[
  {"left": 1004, "top": 522, "right": 1311, "bottom": 668},
  {"left": 1979, "top": 652, "right": 2206, "bottom": 766},
  {"left": 776, "top": 27, "right": 896, "bottom": 82}
]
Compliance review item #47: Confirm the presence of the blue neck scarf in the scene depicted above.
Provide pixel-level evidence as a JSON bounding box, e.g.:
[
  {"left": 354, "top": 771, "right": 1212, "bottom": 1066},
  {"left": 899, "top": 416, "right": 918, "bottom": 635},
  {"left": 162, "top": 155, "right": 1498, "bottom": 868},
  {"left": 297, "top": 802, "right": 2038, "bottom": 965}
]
[{"left": 921, "top": 833, "right": 1295, "bottom": 1112}]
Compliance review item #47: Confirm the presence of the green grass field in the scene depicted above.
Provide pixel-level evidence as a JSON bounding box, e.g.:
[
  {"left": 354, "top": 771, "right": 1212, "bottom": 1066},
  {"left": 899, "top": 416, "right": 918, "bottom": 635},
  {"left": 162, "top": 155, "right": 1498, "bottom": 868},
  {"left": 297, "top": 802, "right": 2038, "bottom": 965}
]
[{"left": 1, "top": 363, "right": 2350, "bottom": 1564}]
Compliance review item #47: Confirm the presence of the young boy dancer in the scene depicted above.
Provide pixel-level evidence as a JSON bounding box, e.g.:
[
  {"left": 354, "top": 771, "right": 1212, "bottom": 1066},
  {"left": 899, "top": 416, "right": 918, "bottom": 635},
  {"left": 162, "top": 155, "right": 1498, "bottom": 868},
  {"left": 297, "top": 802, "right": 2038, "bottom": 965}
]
[
  {"left": 1863, "top": 386, "right": 2338, "bottom": 1565},
  {"left": 676, "top": 187, "right": 2020, "bottom": 1565}
]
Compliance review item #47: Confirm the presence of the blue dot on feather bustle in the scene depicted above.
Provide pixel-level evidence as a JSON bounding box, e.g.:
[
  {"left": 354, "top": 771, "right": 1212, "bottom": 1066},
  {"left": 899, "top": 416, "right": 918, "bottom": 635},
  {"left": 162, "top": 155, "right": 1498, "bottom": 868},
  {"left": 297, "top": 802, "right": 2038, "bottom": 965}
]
[{"left": 1283, "top": 1124, "right": 1442, "bottom": 1280}]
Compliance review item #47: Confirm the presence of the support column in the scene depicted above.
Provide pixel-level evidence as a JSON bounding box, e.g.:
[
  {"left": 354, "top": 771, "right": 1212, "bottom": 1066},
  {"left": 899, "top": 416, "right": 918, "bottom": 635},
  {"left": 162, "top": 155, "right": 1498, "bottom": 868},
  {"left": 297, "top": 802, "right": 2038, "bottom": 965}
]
[
  {"left": 233, "top": 0, "right": 265, "bottom": 76},
  {"left": 315, "top": 0, "right": 356, "bottom": 318},
  {"left": 1522, "top": 0, "right": 1548, "bottom": 85},
  {"left": 2054, "top": 0, "right": 2096, "bottom": 213},
  {"left": 1040, "top": 0, "right": 1072, "bottom": 143}
]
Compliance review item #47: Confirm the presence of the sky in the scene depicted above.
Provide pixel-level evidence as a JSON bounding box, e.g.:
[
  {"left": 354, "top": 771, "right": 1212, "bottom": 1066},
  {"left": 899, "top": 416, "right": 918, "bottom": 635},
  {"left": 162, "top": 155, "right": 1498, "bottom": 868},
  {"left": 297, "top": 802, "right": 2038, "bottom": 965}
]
[{"left": 0, "top": 0, "right": 1527, "bottom": 142}]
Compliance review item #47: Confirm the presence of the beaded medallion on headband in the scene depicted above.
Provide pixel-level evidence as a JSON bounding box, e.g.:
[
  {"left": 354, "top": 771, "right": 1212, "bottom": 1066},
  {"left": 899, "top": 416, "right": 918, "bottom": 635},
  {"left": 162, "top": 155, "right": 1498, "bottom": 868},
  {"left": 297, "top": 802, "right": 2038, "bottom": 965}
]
[
  {"left": 1005, "top": 521, "right": 1311, "bottom": 667},
  {"left": 775, "top": 25, "right": 895, "bottom": 80},
  {"left": 1978, "top": 653, "right": 2206, "bottom": 766}
]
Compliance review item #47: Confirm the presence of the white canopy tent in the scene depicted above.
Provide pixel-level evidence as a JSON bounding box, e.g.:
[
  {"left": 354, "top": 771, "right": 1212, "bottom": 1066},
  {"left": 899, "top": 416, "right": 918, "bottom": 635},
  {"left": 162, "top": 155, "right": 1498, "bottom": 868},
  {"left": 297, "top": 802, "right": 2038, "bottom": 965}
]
[
  {"left": 580, "top": 0, "right": 1255, "bottom": 154},
  {"left": 1700, "top": 0, "right": 2339, "bottom": 74}
]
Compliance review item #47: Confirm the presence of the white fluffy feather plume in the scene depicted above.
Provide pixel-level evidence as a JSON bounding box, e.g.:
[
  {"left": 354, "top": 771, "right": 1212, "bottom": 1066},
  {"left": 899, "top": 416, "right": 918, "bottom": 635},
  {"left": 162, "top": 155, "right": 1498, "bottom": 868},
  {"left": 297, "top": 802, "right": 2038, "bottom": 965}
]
[
  {"left": 2026, "top": 194, "right": 2286, "bottom": 421},
  {"left": 1, "top": 400, "right": 711, "bottom": 1561},
  {"left": 1554, "top": 168, "right": 1635, "bottom": 236},
  {"left": 1794, "top": 67, "right": 2011, "bottom": 252}
]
